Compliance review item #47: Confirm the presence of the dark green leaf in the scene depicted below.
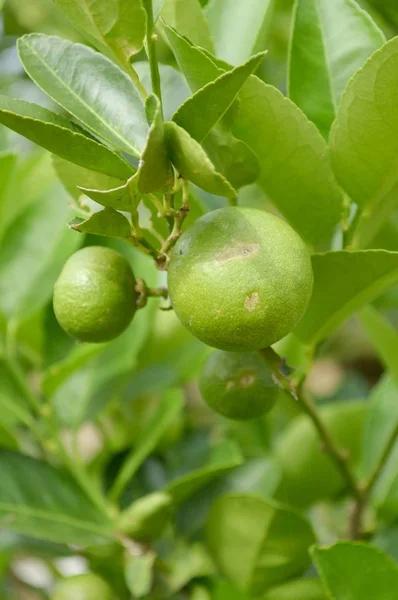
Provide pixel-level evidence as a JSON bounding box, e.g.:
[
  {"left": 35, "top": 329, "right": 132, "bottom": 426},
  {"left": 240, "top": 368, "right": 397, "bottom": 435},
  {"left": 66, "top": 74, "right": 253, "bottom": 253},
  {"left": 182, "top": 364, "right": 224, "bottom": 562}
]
[
  {"left": 164, "top": 121, "right": 236, "bottom": 198},
  {"left": 0, "top": 96, "right": 133, "bottom": 178},
  {"left": 207, "top": 494, "right": 315, "bottom": 595},
  {"left": 0, "top": 450, "right": 113, "bottom": 545},
  {"left": 138, "top": 94, "right": 174, "bottom": 193},
  {"left": 70, "top": 207, "right": 132, "bottom": 239},
  {"left": 289, "top": 0, "right": 385, "bottom": 137},
  {"left": 18, "top": 34, "right": 148, "bottom": 156},
  {"left": 312, "top": 542, "right": 398, "bottom": 599},
  {"left": 172, "top": 52, "right": 266, "bottom": 143},
  {"left": 295, "top": 250, "right": 398, "bottom": 346},
  {"left": 233, "top": 76, "right": 343, "bottom": 245},
  {"left": 161, "top": 0, "right": 214, "bottom": 51},
  {"left": 53, "top": 0, "right": 147, "bottom": 62},
  {"left": 205, "top": 0, "right": 274, "bottom": 65}
]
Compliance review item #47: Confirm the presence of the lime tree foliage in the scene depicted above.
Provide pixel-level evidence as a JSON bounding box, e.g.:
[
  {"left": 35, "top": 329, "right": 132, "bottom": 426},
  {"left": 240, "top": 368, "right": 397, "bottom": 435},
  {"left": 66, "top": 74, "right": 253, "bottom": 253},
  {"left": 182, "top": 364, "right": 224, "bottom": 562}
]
[{"left": 1, "top": 0, "right": 398, "bottom": 598}]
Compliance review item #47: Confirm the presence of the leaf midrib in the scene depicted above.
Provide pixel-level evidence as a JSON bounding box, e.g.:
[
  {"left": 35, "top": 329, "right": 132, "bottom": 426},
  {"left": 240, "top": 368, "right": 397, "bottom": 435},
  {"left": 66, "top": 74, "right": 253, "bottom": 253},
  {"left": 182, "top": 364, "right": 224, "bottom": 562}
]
[{"left": 21, "top": 36, "right": 139, "bottom": 155}]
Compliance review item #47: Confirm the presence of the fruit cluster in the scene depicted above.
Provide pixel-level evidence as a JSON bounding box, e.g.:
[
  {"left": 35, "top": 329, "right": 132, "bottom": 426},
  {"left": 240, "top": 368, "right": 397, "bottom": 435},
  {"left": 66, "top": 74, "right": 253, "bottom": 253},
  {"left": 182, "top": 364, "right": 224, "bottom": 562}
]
[{"left": 54, "top": 207, "right": 313, "bottom": 420}]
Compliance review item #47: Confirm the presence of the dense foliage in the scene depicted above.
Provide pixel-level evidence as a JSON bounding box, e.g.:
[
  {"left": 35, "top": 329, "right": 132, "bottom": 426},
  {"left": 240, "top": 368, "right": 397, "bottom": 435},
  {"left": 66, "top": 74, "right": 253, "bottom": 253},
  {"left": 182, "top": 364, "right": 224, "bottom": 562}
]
[{"left": 0, "top": 0, "right": 398, "bottom": 598}]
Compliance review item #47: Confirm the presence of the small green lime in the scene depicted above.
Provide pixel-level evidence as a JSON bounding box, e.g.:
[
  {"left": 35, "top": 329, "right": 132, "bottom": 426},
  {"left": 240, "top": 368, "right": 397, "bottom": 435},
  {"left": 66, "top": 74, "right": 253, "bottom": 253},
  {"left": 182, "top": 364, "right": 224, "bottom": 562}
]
[
  {"left": 52, "top": 574, "right": 113, "bottom": 600},
  {"left": 168, "top": 207, "right": 313, "bottom": 351},
  {"left": 199, "top": 350, "right": 279, "bottom": 420},
  {"left": 53, "top": 246, "right": 136, "bottom": 343}
]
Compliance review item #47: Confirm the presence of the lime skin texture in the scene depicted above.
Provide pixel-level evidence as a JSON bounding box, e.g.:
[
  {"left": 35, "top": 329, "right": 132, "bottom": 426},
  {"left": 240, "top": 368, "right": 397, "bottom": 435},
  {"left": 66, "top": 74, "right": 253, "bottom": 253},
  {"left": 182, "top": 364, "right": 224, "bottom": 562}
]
[
  {"left": 51, "top": 573, "right": 113, "bottom": 600},
  {"left": 167, "top": 207, "right": 313, "bottom": 351},
  {"left": 53, "top": 246, "right": 136, "bottom": 343},
  {"left": 199, "top": 350, "right": 279, "bottom": 420}
]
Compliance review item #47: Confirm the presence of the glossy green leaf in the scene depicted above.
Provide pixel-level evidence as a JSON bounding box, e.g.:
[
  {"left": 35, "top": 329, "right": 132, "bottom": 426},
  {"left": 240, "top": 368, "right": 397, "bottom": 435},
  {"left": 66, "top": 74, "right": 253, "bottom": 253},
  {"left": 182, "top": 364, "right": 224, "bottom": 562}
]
[
  {"left": 295, "top": 251, "right": 398, "bottom": 346},
  {"left": 263, "top": 578, "right": 327, "bottom": 600},
  {"left": 0, "top": 450, "right": 113, "bottom": 545},
  {"left": 205, "top": 0, "right": 275, "bottom": 65},
  {"left": 52, "top": 155, "right": 125, "bottom": 201},
  {"left": 0, "top": 96, "right": 133, "bottom": 179},
  {"left": 361, "top": 375, "right": 398, "bottom": 480},
  {"left": 163, "top": 24, "right": 259, "bottom": 188},
  {"left": 0, "top": 187, "right": 81, "bottom": 319},
  {"left": 164, "top": 121, "right": 236, "bottom": 198},
  {"left": 312, "top": 542, "right": 398, "bottom": 599},
  {"left": 53, "top": 0, "right": 147, "bottom": 62},
  {"left": 124, "top": 552, "right": 155, "bottom": 598},
  {"left": 161, "top": 0, "right": 214, "bottom": 51},
  {"left": 172, "top": 52, "right": 266, "bottom": 142},
  {"left": 78, "top": 173, "right": 139, "bottom": 212},
  {"left": 233, "top": 76, "right": 343, "bottom": 245},
  {"left": 207, "top": 494, "right": 315, "bottom": 595},
  {"left": 331, "top": 37, "right": 398, "bottom": 245},
  {"left": 139, "top": 94, "right": 174, "bottom": 193},
  {"left": 359, "top": 305, "right": 398, "bottom": 382},
  {"left": 110, "top": 389, "right": 184, "bottom": 499},
  {"left": 69, "top": 207, "right": 132, "bottom": 239},
  {"left": 289, "top": 0, "right": 385, "bottom": 137},
  {"left": 167, "top": 440, "right": 243, "bottom": 504},
  {"left": 18, "top": 34, "right": 148, "bottom": 156}
]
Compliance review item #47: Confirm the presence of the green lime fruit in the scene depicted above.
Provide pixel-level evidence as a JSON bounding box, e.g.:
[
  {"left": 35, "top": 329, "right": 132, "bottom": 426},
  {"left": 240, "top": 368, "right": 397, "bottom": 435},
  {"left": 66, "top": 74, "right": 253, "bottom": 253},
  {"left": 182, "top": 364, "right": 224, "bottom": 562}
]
[
  {"left": 167, "top": 207, "right": 313, "bottom": 351},
  {"left": 199, "top": 350, "right": 279, "bottom": 420},
  {"left": 275, "top": 401, "right": 368, "bottom": 508},
  {"left": 53, "top": 246, "right": 136, "bottom": 343},
  {"left": 52, "top": 574, "right": 113, "bottom": 600}
]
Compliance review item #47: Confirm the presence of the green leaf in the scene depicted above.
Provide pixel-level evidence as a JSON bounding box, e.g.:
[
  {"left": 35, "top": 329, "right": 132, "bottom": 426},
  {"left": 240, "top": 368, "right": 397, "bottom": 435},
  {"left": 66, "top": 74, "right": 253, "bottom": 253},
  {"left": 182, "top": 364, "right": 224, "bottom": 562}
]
[
  {"left": 207, "top": 494, "right": 315, "bottom": 595},
  {"left": 53, "top": 0, "right": 147, "bottom": 62},
  {"left": 69, "top": 207, "right": 132, "bottom": 239},
  {"left": 0, "top": 450, "right": 113, "bottom": 545},
  {"left": 205, "top": 0, "right": 275, "bottom": 65},
  {"left": 263, "top": 579, "right": 327, "bottom": 600},
  {"left": 359, "top": 305, "right": 398, "bottom": 382},
  {"left": 0, "top": 96, "right": 133, "bottom": 179},
  {"left": 0, "top": 151, "right": 17, "bottom": 237},
  {"left": 167, "top": 440, "right": 243, "bottom": 504},
  {"left": 295, "top": 251, "right": 398, "bottom": 346},
  {"left": 0, "top": 187, "right": 81, "bottom": 319},
  {"left": 124, "top": 552, "right": 155, "bottom": 598},
  {"left": 289, "top": 0, "right": 385, "bottom": 137},
  {"left": 161, "top": 0, "right": 214, "bottom": 52},
  {"left": 52, "top": 155, "right": 125, "bottom": 201},
  {"left": 164, "top": 121, "right": 236, "bottom": 198},
  {"left": 331, "top": 37, "right": 398, "bottom": 245},
  {"left": 361, "top": 375, "right": 398, "bottom": 480},
  {"left": 117, "top": 492, "right": 172, "bottom": 540},
  {"left": 0, "top": 361, "right": 33, "bottom": 428},
  {"left": 139, "top": 95, "right": 174, "bottom": 193},
  {"left": 172, "top": 52, "right": 265, "bottom": 143},
  {"left": 18, "top": 34, "right": 148, "bottom": 156},
  {"left": 110, "top": 389, "right": 184, "bottom": 500},
  {"left": 166, "top": 542, "right": 214, "bottom": 593},
  {"left": 232, "top": 76, "right": 343, "bottom": 245},
  {"left": 78, "top": 174, "right": 139, "bottom": 212},
  {"left": 312, "top": 542, "right": 398, "bottom": 599}
]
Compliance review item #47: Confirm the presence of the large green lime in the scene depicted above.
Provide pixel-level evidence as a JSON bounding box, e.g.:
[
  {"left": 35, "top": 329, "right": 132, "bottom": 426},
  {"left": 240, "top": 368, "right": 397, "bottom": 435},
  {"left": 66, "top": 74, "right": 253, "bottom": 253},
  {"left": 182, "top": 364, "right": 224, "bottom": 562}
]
[
  {"left": 52, "top": 574, "right": 113, "bottom": 600},
  {"left": 199, "top": 350, "right": 279, "bottom": 420},
  {"left": 53, "top": 246, "right": 136, "bottom": 343},
  {"left": 168, "top": 207, "right": 313, "bottom": 351}
]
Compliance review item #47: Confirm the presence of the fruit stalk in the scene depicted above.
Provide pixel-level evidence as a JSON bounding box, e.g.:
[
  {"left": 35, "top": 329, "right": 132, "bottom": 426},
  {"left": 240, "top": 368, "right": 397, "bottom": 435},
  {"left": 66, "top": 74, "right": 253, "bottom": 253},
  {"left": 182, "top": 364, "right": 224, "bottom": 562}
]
[
  {"left": 143, "top": 0, "right": 163, "bottom": 110},
  {"left": 258, "top": 347, "right": 362, "bottom": 502}
]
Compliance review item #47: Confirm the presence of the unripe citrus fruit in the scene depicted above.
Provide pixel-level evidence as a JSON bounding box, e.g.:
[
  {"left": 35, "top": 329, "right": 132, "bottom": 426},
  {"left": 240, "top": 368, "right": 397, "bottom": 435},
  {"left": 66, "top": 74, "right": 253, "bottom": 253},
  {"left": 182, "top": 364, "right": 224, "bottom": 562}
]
[
  {"left": 199, "top": 350, "right": 279, "bottom": 420},
  {"left": 53, "top": 246, "right": 136, "bottom": 343},
  {"left": 168, "top": 207, "right": 313, "bottom": 351},
  {"left": 52, "top": 573, "right": 113, "bottom": 600}
]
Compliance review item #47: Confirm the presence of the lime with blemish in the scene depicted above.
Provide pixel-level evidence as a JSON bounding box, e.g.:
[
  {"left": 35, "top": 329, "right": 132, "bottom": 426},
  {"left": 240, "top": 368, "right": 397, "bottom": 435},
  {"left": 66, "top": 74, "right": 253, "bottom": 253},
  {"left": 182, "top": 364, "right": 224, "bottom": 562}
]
[
  {"left": 167, "top": 207, "right": 313, "bottom": 351},
  {"left": 199, "top": 350, "right": 279, "bottom": 420},
  {"left": 52, "top": 574, "right": 113, "bottom": 600},
  {"left": 53, "top": 246, "right": 137, "bottom": 343}
]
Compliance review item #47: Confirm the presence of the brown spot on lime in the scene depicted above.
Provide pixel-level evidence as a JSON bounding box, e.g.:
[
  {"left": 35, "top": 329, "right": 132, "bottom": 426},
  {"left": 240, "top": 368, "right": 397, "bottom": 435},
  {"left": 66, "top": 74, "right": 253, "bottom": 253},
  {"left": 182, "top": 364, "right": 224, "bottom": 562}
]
[
  {"left": 215, "top": 243, "right": 259, "bottom": 265},
  {"left": 240, "top": 373, "right": 255, "bottom": 387},
  {"left": 244, "top": 292, "right": 259, "bottom": 311},
  {"left": 226, "top": 380, "right": 235, "bottom": 391}
]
